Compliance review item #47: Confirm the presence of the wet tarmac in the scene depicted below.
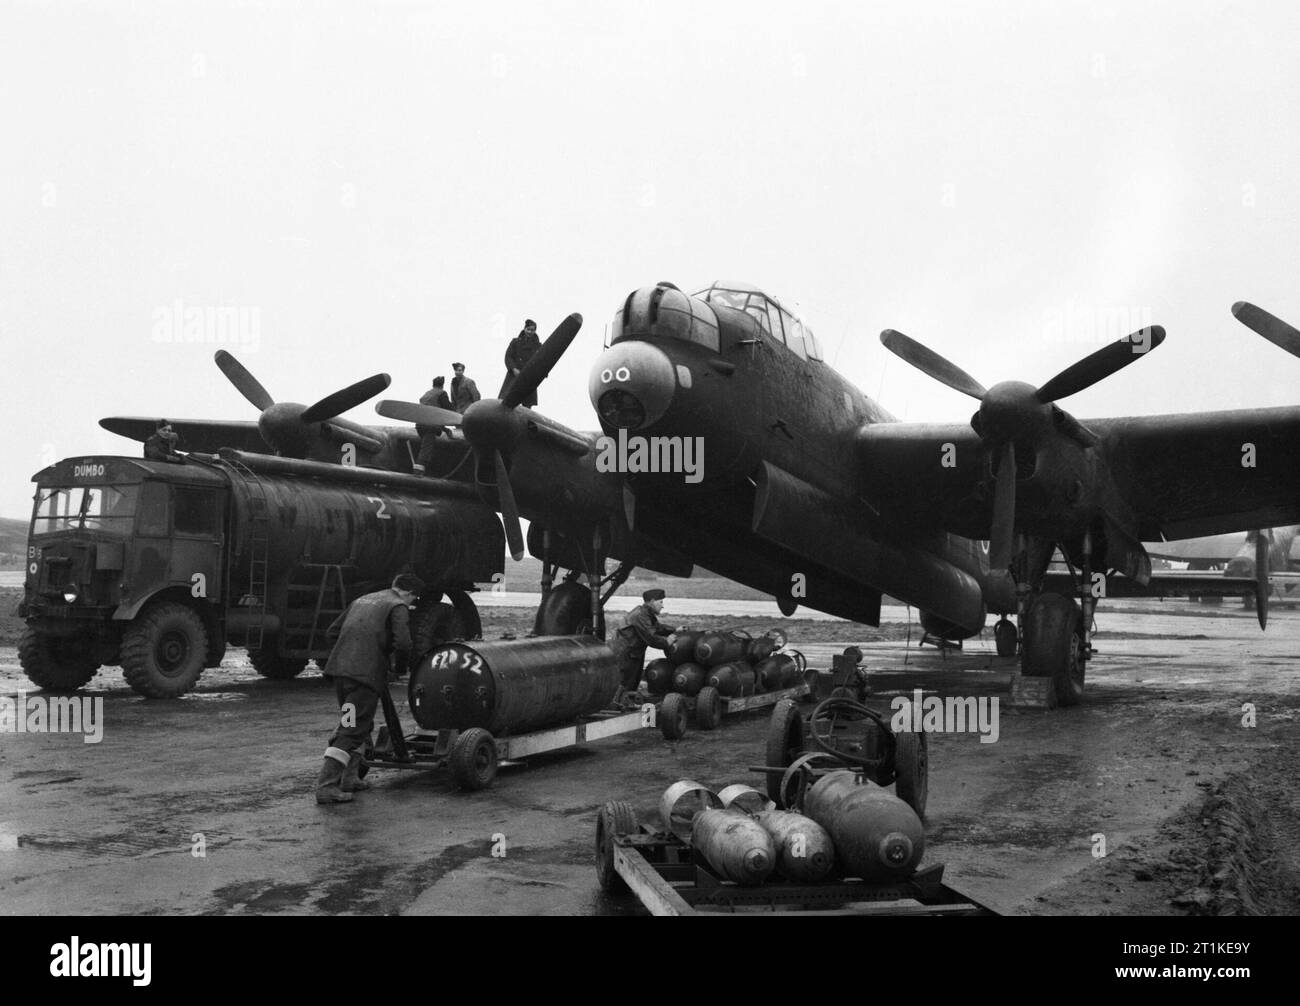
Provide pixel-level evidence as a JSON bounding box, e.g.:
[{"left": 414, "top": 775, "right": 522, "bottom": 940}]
[{"left": 0, "top": 599, "right": 1296, "bottom": 915}]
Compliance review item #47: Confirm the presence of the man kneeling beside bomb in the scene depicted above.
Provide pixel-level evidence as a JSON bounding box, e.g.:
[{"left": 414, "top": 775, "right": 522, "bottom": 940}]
[{"left": 315, "top": 573, "right": 424, "bottom": 805}]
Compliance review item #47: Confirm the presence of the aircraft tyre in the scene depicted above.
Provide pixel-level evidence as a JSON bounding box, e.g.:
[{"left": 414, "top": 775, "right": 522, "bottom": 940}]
[
  {"left": 121, "top": 602, "right": 209, "bottom": 699},
  {"left": 250, "top": 645, "right": 308, "bottom": 679},
  {"left": 994, "top": 618, "right": 1017, "bottom": 657},
  {"left": 18, "top": 627, "right": 98, "bottom": 692},
  {"left": 533, "top": 580, "right": 604, "bottom": 637},
  {"left": 1021, "top": 592, "right": 1085, "bottom": 706}
]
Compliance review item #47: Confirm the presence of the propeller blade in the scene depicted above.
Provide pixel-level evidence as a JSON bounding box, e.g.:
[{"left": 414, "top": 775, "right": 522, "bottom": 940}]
[
  {"left": 375, "top": 399, "right": 464, "bottom": 428},
  {"left": 1256, "top": 530, "right": 1270, "bottom": 630},
  {"left": 988, "top": 442, "right": 1017, "bottom": 571},
  {"left": 1232, "top": 301, "right": 1300, "bottom": 360},
  {"left": 879, "top": 330, "right": 987, "bottom": 400},
  {"left": 502, "top": 313, "right": 583, "bottom": 410},
  {"left": 494, "top": 449, "right": 526, "bottom": 561},
  {"left": 1035, "top": 326, "right": 1165, "bottom": 403},
  {"left": 214, "top": 350, "right": 275, "bottom": 411},
  {"left": 302, "top": 373, "right": 392, "bottom": 423}
]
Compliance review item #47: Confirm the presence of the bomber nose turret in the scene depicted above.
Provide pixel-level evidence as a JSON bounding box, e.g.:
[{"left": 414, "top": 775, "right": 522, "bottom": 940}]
[{"left": 589, "top": 340, "right": 677, "bottom": 430}]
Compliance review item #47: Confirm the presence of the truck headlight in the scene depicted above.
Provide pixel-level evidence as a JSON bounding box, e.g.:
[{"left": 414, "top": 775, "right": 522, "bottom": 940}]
[{"left": 62, "top": 588, "right": 78, "bottom": 604}]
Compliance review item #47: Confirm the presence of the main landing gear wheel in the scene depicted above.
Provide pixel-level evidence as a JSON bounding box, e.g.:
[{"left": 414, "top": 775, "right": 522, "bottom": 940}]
[
  {"left": 893, "top": 731, "right": 929, "bottom": 820},
  {"left": 659, "top": 692, "right": 689, "bottom": 740},
  {"left": 121, "top": 602, "right": 209, "bottom": 699},
  {"left": 694, "top": 685, "right": 722, "bottom": 731},
  {"left": 595, "top": 800, "right": 638, "bottom": 894},
  {"left": 449, "top": 727, "right": 498, "bottom": 790},
  {"left": 249, "top": 643, "right": 308, "bottom": 680},
  {"left": 413, "top": 591, "right": 483, "bottom": 651},
  {"left": 17, "top": 627, "right": 99, "bottom": 692},
  {"left": 1021, "top": 592, "right": 1085, "bottom": 707},
  {"left": 765, "top": 699, "right": 805, "bottom": 805},
  {"left": 533, "top": 580, "right": 605, "bottom": 636},
  {"left": 994, "top": 618, "right": 1017, "bottom": 658}
]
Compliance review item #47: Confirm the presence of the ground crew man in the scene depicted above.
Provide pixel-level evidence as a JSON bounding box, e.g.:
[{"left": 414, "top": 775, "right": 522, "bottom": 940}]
[
  {"left": 501, "top": 318, "right": 541, "bottom": 407},
  {"left": 315, "top": 573, "right": 424, "bottom": 805},
  {"left": 609, "top": 588, "right": 677, "bottom": 700},
  {"left": 143, "top": 419, "right": 182, "bottom": 463},
  {"left": 413, "top": 377, "right": 452, "bottom": 475},
  {"left": 450, "top": 362, "right": 480, "bottom": 412}
]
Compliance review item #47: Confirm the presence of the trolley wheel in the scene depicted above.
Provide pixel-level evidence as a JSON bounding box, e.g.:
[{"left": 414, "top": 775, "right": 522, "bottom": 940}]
[
  {"left": 660, "top": 692, "right": 689, "bottom": 740},
  {"left": 595, "top": 800, "right": 638, "bottom": 894},
  {"left": 994, "top": 617, "right": 1017, "bottom": 657},
  {"left": 894, "top": 730, "right": 929, "bottom": 820},
  {"left": 765, "top": 698, "right": 805, "bottom": 805},
  {"left": 695, "top": 685, "right": 722, "bottom": 731},
  {"left": 449, "top": 727, "right": 498, "bottom": 791}
]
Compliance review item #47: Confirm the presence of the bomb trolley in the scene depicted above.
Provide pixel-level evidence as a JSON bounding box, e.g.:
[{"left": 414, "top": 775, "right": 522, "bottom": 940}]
[
  {"left": 363, "top": 635, "right": 667, "bottom": 791},
  {"left": 655, "top": 680, "right": 812, "bottom": 739},
  {"left": 593, "top": 802, "right": 994, "bottom": 917}
]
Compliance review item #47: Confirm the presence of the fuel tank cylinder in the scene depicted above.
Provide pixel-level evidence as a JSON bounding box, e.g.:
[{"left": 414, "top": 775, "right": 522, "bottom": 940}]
[
  {"left": 755, "top": 652, "right": 804, "bottom": 691},
  {"left": 643, "top": 657, "right": 676, "bottom": 695},
  {"left": 665, "top": 630, "right": 703, "bottom": 664},
  {"left": 672, "top": 662, "right": 707, "bottom": 696},
  {"left": 707, "top": 661, "right": 756, "bottom": 697},
  {"left": 803, "top": 771, "right": 925, "bottom": 883},
  {"left": 754, "top": 810, "right": 836, "bottom": 883},
  {"left": 691, "top": 809, "right": 776, "bottom": 886},
  {"left": 694, "top": 630, "right": 749, "bottom": 667},
  {"left": 408, "top": 636, "right": 619, "bottom": 735}
]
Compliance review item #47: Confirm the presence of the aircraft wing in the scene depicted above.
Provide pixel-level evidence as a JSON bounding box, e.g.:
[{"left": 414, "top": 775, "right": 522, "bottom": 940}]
[
  {"left": 1041, "top": 568, "right": 1257, "bottom": 599},
  {"left": 100, "top": 417, "right": 270, "bottom": 454},
  {"left": 1145, "top": 533, "right": 1246, "bottom": 564},
  {"left": 856, "top": 406, "right": 1300, "bottom": 541}
]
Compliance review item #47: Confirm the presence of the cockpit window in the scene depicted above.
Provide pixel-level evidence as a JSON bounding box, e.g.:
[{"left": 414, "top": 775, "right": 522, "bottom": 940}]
[{"left": 695, "top": 283, "right": 821, "bottom": 362}]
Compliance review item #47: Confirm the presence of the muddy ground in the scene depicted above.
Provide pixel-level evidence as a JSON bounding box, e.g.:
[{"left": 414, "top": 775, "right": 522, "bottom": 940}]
[{"left": 0, "top": 594, "right": 1297, "bottom": 916}]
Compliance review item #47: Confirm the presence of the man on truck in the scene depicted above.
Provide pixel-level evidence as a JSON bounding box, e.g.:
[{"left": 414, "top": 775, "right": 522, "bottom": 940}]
[{"left": 315, "top": 572, "right": 425, "bottom": 805}]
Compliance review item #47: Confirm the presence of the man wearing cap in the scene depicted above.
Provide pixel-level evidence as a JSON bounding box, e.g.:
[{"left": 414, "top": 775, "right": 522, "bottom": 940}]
[
  {"left": 502, "top": 318, "right": 542, "bottom": 408},
  {"left": 315, "top": 572, "right": 424, "bottom": 805},
  {"left": 450, "top": 362, "right": 480, "bottom": 413},
  {"left": 143, "top": 419, "right": 182, "bottom": 463},
  {"left": 609, "top": 588, "right": 677, "bottom": 700},
  {"left": 413, "top": 377, "right": 453, "bottom": 475}
]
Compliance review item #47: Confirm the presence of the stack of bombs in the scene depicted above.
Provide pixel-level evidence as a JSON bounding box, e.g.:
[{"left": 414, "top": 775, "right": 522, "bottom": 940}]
[
  {"left": 659, "top": 773, "right": 925, "bottom": 886},
  {"left": 643, "top": 628, "right": 806, "bottom": 698}
]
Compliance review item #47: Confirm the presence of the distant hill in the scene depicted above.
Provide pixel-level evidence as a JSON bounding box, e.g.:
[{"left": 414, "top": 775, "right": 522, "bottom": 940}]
[{"left": 0, "top": 517, "right": 27, "bottom": 565}]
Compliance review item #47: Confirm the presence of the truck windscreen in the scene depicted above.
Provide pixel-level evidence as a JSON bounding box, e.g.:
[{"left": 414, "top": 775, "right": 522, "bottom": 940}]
[{"left": 32, "top": 485, "right": 140, "bottom": 533}]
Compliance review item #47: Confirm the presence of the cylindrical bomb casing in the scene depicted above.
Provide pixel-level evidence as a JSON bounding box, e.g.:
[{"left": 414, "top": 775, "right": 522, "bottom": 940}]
[
  {"left": 409, "top": 636, "right": 619, "bottom": 735},
  {"left": 707, "top": 661, "right": 756, "bottom": 697},
  {"left": 746, "top": 637, "right": 778, "bottom": 663},
  {"left": 692, "top": 809, "right": 776, "bottom": 885},
  {"left": 665, "top": 630, "right": 703, "bottom": 665},
  {"left": 755, "top": 653, "right": 802, "bottom": 691},
  {"left": 643, "top": 657, "right": 676, "bottom": 695},
  {"left": 694, "top": 630, "right": 750, "bottom": 668},
  {"left": 754, "top": 809, "right": 836, "bottom": 883},
  {"left": 672, "top": 662, "right": 708, "bottom": 697},
  {"left": 804, "top": 770, "right": 924, "bottom": 882}
]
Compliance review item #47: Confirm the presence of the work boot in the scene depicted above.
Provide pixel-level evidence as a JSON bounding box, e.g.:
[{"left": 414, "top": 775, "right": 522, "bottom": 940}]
[
  {"left": 341, "top": 751, "right": 371, "bottom": 793},
  {"left": 315, "top": 749, "right": 354, "bottom": 805}
]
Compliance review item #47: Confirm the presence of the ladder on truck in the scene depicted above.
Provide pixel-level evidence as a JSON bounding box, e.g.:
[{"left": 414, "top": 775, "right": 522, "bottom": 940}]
[
  {"left": 225, "top": 457, "right": 272, "bottom": 652},
  {"left": 283, "top": 563, "right": 353, "bottom": 659}
]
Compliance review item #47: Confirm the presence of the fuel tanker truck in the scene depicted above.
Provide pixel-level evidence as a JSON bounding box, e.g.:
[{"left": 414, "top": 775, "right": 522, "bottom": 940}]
[{"left": 18, "top": 449, "right": 504, "bottom": 698}]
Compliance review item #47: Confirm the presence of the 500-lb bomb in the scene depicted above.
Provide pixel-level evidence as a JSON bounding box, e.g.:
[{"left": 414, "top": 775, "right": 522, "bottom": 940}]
[
  {"left": 665, "top": 630, "right": 703, "bottom": 664},
  {"left": 754, "top": 810, "right": 836, "bottom": 883},
  {"left": 691, "top": 809, "right": 776, "bottom": 885},
  {"left": 804, "top": 770, "right": 924, "bottom": 882},
  {"left": 672, "top": 662, "right": 708, "bottom": 696},
  {"left": 694, "top": 629, "right": 750, "bottom": 667},
  {"left": 707, "top": 660, "right": 756, "bottom": 697},
  {"left": 755, "top": 651, "right": 805, "bottom": 691},
  {"left": 409, "top": 636, "right": 619, "bottom": 735},
  {"left": 643, "top": 657, "right": 676, "bottom": 695}
]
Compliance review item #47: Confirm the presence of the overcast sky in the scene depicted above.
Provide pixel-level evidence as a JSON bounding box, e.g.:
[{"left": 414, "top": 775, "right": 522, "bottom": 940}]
[{"left": 2, "top": 0, "right": 1298, "bottom": 520}]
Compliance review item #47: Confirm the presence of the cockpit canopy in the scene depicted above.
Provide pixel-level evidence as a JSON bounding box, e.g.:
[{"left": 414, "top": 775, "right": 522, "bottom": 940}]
[{"left": 692, "top": 281, "right": 824, "bottom": 361}]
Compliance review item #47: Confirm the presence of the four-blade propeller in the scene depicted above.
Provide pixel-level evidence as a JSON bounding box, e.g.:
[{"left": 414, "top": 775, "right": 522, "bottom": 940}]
[
  {"left": 880, "top": 325, "right": 1166, "bottom": 570},
  {"left": 376, "top": 313, "right": 585, "bottom": 561}
]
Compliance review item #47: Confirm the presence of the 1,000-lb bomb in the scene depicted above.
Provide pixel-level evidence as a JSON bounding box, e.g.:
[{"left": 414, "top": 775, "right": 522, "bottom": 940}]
[
  {"left": 754, "top": 810, "right": 836, "bottom": 883},
  {"left": 672, "top": 662, "right": 708, "bottom": 696},
  {"left": 804, "top": 770, "right": 924, "bottom": 882},
  {"left": 707, "top": 660, "right": 756, "bottom": 697},
  {"left": 694, "top": 630, "right": 750, "bottom": 668},
  {"left": 691, "top": 809, "right": 776, "bottom": 885},
  {"left": 643, "top": 658, "right": 676, "bottom": 695}
]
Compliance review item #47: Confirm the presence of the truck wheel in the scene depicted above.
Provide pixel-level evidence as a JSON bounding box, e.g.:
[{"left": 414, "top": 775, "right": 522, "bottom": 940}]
[
  {"left": 249, "top": 647, "right": 308, "bottom": 680},
  {"left": 121, "top": 602, "right": 209, "bottom": 699},
  {"left": 595, "top": 800, "right": 638, "bottom": 894},
  {"left": 17, "top": 627, "right": 98, "bottom": 692},
  {"left": 450, "top": 727, "right": 498, "bottom": 791},
  {"left": 765, "top": 699, "right": 805, "bottom": 805},
  {"left": 660, "top": 692, "right": 688, "bottom": 740},
  {"left": 695, "top": 686, "right": 722, "bottom": 731},
  {"left": 894, "top": 730, "right": 928, "bottom": 821}
]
